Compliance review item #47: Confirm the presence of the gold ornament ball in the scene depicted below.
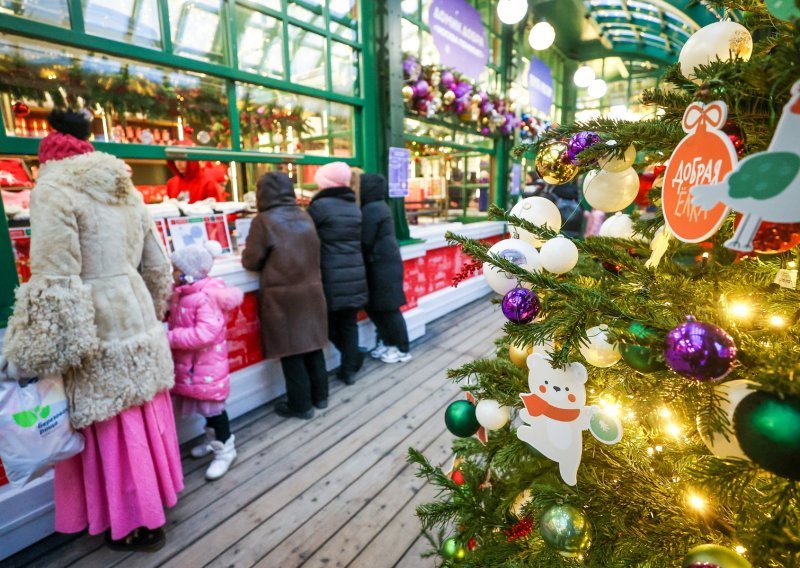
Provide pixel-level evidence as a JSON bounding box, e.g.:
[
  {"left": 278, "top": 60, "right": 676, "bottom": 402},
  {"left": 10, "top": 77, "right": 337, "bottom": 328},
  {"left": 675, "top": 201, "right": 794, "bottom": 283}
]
[
  {"left": 443, "top": 90, "right": 456, "bottom": 105},
  {"left": 536, "top": 141, "right": 579, "bottom": 185},
  {"left": 431, "top": 71, "right": 441, "bottom": 87},
  {"left": 402, "top": 85, "right": 414, "bottom": 102},
  {"left": 509, "top": 343, "right": 534, "bottom": 369},
  {"left": 472, "top": 93, "right": 483, "bottom": 105}
]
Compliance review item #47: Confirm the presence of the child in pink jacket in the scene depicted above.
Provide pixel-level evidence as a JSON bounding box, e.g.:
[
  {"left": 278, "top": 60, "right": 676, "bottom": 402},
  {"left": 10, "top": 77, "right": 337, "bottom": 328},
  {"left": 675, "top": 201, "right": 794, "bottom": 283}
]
[{"left": 168, "top": 241, "right": 243, "bottom": 480}]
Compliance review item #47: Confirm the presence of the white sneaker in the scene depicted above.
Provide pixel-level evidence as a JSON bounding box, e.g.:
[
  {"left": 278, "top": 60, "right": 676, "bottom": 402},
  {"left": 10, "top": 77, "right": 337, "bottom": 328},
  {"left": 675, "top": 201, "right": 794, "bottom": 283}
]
[
  {"left": 370, "top": 341, "right": 388, "bottom": 359},
  {"left": 191, "top": 427, "right": 215, "bottom": 459},
  {"left": 205, "top": 434, "right": 237, "bottom": 481},
  {"left": 381, "top": 347, "right": 413, "bottom": 363}
]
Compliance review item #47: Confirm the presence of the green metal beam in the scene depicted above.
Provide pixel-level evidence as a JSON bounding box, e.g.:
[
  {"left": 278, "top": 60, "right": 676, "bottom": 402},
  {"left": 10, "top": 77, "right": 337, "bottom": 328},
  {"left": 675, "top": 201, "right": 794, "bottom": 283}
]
[{"left": 0, "top": 196, "right": 17, "bottom": 328}]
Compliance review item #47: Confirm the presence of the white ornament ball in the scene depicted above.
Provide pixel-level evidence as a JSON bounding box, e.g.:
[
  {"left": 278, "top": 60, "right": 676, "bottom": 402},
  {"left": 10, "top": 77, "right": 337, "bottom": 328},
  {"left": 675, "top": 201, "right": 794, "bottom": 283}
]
[
  {"left": 598, "top": 212, "right": 645, "bottom": 241},
  {"left": 509, "top": 196, "right": 562, "bottom": 248},
  {"left": 483, "top": 238, "right": 541, "bottom": 295},
  {"left": 699, "top": 380, "right": 757, "bottom": 460},
  {"left": 496, "top": 0, "right": 528, "bottom": 25},
  {"left": 599, "top": 143, "right": 636, "bottom": 173},
  {"left": 679, "top": 21, "right": 753, "bottom": 84},
  {"left": 583, "top": 167, "right": 639, "bottom": 213},
  {"left": 539, "top": 235, "right": 579, "bottom": 274},
  {"left": 475, "top": 399, "right": 510, "bottom": 431},
  {"left": 579, "top": 325, "right": 621, "bottom": 367}
]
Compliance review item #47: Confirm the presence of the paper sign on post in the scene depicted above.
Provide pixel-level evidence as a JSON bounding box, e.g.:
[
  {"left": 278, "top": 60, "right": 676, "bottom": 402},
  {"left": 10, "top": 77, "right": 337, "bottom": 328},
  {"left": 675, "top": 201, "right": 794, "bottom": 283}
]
[{"left": 388, "top": 147, "right": 411, "bottom": 198}]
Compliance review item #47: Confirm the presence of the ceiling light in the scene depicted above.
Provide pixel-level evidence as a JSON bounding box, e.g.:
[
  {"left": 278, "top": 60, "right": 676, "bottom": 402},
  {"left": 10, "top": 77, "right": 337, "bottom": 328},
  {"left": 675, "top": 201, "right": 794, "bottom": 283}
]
[
  {"left": 528, "top": 21, "right": 555, "bottom": 50},
  {"left": 573, "top": 65, "right": 595, "bottom": 88},
  {"left": 497, "top": 0, "right": 528, "bottom": 25},
  {"left": 587, "top": 78, "right": 607, "bottom": 99}
]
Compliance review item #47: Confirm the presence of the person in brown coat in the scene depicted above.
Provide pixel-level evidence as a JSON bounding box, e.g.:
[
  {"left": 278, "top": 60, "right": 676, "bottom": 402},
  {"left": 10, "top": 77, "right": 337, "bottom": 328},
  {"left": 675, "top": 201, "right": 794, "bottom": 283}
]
[{"left": 241, "top": 172, "right": 329, "bottom": 419}]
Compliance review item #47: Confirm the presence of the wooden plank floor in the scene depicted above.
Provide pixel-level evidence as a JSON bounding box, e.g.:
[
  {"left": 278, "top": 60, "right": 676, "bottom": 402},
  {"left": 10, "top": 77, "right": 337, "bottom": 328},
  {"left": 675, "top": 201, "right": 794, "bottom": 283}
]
[{"left": 7, "top": 296, "right": 503, "bottom": 568}]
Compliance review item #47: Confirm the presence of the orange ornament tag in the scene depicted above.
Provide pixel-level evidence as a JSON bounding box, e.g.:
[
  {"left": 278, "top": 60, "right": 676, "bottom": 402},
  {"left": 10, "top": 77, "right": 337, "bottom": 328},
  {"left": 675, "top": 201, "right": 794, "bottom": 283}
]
[{"left": 662, "top": 101, "right": 738, "bottom": 243}]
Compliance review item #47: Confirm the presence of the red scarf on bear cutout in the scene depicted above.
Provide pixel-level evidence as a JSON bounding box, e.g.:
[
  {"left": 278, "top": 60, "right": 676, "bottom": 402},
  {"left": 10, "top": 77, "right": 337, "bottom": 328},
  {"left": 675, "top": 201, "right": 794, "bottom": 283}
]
[{"left": 520, "top": 393, "right": 581, "bottom": 422}]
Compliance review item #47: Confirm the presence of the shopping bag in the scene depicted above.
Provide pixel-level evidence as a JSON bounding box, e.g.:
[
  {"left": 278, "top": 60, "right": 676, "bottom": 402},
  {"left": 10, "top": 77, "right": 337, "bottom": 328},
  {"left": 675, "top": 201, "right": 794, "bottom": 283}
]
[{"left": 0, "top": 375, "right": 84, "bottom": 486}]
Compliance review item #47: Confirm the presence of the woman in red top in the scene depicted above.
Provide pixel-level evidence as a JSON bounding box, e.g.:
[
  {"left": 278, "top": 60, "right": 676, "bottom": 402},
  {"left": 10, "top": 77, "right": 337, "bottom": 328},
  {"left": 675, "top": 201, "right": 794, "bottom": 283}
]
[{"left": 166, "top": 159, "right": 225, "bottom": 203}]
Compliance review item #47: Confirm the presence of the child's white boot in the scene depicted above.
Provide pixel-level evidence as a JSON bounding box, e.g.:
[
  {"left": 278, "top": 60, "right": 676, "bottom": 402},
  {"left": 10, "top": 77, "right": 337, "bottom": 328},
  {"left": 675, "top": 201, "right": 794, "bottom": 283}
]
[
  {"left": 205, "top": 434, "right": 237, "bottom": 481},
  {"left": 191, "top": 427, "right": 216, "bottom": 458}
]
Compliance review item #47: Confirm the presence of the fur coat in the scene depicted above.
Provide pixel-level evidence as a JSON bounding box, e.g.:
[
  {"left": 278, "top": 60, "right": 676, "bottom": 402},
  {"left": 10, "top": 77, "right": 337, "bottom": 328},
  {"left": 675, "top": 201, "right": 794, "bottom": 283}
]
[
  {"left": 168, "top": 277, "right": 243, "bottom": 401},
  {"left": 3, "top": 151, "right": 174, "bottom": 429}
]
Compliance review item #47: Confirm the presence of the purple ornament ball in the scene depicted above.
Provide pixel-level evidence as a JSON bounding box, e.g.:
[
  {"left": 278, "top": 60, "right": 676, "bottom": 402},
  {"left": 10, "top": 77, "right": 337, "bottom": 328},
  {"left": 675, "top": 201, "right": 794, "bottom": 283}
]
[
  {"left": 454, "top": 81, "right": 473, "bottom": 99},
  {"left": 481, "top": 126, "right": 491, "bottom": 135},
  {"left": 567, "top": 131, "right": 602, "bottom": 165},
  {"left": 441, "top": 70, "right": 455, "bottom": 89},
  {"left": 664, "top": 317, "right": 737, "bottom": 381},
  {"left": 502, "top": 287, "right": 541, "bottom": 324},
  {"left": 403, "top": 56, "right": 421, "bottom": 81},
  {"left": 413, "top": 80, "right": 430, "bottom": 98}
]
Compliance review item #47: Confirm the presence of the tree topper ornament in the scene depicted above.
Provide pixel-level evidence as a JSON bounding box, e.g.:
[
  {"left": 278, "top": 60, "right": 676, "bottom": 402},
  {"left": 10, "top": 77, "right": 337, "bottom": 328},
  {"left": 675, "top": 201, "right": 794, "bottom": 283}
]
[
  {"left": 517, "top": 354, "right": 622, "bottom": 486},
  {"left": 692, "top": 80, "right": 800, "bottom": 252}
]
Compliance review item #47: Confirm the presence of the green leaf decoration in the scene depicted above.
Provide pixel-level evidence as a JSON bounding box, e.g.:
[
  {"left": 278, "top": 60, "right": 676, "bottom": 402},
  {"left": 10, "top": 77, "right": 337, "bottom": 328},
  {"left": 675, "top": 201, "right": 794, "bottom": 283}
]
[
  {"left": 39, "top": 405, "right": 51, "bottom": 419},
  {"left": 12, "top": 410, "right": 38, "bottom": 428}
]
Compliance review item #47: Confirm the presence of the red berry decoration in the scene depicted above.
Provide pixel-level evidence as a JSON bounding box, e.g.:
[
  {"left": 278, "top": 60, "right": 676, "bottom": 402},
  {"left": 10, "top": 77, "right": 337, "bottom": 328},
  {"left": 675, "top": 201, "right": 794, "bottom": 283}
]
[
  {"left": 505, "top": 516, "right": 535, "bottom": 542},
  {"left": 636, "top": 172, "right": 657, "bottom": 207},
  {"left": 722, "top": 120, "right": 746, "bottom": 158},
  {"left": 451, "top": 469, "right": 465, "bottom": 485},
  {"left": 733, "top": 214, "right": 800, "bottom": 254},
  {"left": 12, "top": 101, "right": 29, "bottom": 117},
  {"left": 467, "top": 537, "right": 477, "bottom": 551}
]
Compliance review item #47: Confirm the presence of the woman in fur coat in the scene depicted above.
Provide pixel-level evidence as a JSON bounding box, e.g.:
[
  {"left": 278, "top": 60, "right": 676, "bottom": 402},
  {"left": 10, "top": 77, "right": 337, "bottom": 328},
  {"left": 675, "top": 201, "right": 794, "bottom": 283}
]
[{"left": 1, "top": 110, "right": 182, "bottom": 552}]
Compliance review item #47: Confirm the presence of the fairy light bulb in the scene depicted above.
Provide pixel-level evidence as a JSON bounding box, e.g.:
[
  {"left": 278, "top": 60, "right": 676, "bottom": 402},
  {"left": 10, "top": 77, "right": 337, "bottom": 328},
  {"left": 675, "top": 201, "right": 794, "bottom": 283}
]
[
  {"left": 735, "top": 545, "right": 747, "bottom": 554},
  {"left": 789, "top": 261, "right": 797, "bottom": 269},
  {"left": 573, "top": 65, "right": 595, "bottom": 88},
  {"left": 658, "top": 407, "right": 672, "bottom": 418},
  {"left": 665, "top": 422, "right": 682, "bottom": 439},
  {"left": 587, "top": 78, "right": 607, "bottom": 99},
  {"left": 496, "top": 0, "right": 528, "bottom": 25},
  {"left": 528, "top": 21, "right": 556, "bottom": 50},
  {"left": 729, "top": 301, "right": 753, "bottom": 319},
  {"left": 687, "top": 492, "right": 707, "bottom": 513},
  {"left": 769, "top": 314, "right": 786, "bottom": 328}
]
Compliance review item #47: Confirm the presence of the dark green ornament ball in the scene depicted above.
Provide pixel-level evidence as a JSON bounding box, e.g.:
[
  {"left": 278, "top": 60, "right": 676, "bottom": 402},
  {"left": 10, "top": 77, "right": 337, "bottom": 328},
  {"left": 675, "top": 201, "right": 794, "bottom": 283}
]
[
  {"left": 444, "top": 400, "right": 480, "bottom": 438},
  {"left": 539, "top": 504, "right": 592, "bottom": 558},
  {"left": 682, "top": 544, "right": 752, "bottom": 568},
  {"left": 441, "top": 537, "right": 466, "bottom": 561},
  {"left": 620, "top": 344, "right": 665, "bottom": 374},
  {"left": 734, "top": 390, "right": 800, "bottom": 480}
]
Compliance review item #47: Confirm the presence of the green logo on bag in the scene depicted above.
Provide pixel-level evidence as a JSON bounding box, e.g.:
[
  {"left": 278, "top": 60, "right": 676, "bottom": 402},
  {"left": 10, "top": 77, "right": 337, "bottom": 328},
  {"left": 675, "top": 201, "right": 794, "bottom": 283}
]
[{"left": 12, "top": 405, "right": 51, "bottom": 428}]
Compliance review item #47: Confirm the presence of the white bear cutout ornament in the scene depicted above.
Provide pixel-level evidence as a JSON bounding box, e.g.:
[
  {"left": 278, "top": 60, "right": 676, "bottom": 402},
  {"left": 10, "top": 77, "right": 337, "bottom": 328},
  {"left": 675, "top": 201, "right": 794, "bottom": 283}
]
[{"left": 517, "top": 354, "right": 622, "bottom": 486}]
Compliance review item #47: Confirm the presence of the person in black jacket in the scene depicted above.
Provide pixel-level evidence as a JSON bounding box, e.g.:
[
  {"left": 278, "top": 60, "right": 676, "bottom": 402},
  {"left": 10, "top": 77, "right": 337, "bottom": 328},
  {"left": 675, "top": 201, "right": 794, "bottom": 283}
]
[
  {"left": 359, "top": 174, "right": 412, "bottom": 363},
  {"left": 307, "top": 162, "right": 368, "bottom": 385}
]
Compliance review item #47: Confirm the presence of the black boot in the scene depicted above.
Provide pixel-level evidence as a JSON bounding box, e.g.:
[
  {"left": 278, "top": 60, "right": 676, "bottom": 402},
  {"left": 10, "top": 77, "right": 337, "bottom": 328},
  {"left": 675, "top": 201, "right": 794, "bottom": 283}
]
[{"left": 275, "top": 401, "right": 314, "bottom": 419}]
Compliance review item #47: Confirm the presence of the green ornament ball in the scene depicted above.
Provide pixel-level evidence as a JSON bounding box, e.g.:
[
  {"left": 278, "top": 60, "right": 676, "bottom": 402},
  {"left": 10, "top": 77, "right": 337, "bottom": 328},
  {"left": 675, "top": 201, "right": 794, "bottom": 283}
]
[
  {"left": 441, "top": 537, "right": 466, "bottom": 561},
  {"left": 766, "top": 0, "right": 800, "bottom": 20},
  {"left": 444, "top": 400, "right": 480, "bottom": 438},
  {"left": 682, "top": 544, "right": 752, "bottom": 568},
  {"left": 539, "top": 504, "right": 592, "bottom": 558},
  {"left": 620, "top": 344, "right": 665, "bottom": 374},
  {"left": 734, "top": 390, "right": 800, "bottom": 480}
]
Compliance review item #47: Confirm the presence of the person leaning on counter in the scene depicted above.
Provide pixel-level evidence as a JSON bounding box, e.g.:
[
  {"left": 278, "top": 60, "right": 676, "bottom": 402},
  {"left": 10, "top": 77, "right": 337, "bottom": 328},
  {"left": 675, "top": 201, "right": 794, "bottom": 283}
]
[{"left": 166, "top": 140, "right": 225, "bottom": 203}]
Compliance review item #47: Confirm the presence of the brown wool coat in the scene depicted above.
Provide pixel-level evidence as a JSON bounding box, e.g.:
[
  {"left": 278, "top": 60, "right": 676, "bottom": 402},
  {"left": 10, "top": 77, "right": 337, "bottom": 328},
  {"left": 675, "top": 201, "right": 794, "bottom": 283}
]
[
  {"left": 241, "top": 172, "right": 328, "bottom": 359},
  {"left": 3, "top": 151, "right": 174, "bottom": 429}
]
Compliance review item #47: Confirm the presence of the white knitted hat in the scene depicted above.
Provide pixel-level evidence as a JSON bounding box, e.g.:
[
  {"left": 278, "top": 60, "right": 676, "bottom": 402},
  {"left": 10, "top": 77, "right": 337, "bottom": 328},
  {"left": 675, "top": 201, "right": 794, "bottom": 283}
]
[{"left": 171, "top": 240, "right": 222, "bottom": 282}]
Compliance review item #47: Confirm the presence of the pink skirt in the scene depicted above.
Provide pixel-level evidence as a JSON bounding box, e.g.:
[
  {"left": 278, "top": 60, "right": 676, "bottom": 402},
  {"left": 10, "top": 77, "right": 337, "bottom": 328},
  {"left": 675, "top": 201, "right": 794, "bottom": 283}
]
[{"left": 54, "top": 390, "right": 184, "bottom": 540}]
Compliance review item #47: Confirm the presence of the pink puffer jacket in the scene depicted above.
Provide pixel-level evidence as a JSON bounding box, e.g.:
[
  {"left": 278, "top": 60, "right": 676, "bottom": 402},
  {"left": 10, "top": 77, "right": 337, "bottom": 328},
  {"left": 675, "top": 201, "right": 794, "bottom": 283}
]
[{"left": 168, "top": 277, "right": 244, "bottom": 401}]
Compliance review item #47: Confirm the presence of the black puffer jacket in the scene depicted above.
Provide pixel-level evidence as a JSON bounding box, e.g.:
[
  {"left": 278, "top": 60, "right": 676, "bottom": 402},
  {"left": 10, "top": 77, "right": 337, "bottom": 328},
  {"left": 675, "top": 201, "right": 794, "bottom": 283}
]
[
  {"left": 307, "top": 186, "right": 368, "bottom": 311},
  {"left": 360, "top": 174, "right": 407, "bottom": 311}
]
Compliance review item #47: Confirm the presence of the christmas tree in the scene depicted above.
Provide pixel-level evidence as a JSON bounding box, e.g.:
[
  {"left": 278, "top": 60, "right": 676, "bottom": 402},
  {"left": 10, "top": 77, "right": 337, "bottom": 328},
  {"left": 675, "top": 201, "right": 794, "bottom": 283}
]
[{"left": 409, "top": 2, "right": 800, "bottom": 566}]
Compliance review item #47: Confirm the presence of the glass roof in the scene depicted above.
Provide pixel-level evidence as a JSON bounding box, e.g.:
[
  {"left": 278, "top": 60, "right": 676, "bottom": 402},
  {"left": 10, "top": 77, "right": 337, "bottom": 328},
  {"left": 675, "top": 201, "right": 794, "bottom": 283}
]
[{"left": 583, "top": 0, "right": 700, "bottom": 60}]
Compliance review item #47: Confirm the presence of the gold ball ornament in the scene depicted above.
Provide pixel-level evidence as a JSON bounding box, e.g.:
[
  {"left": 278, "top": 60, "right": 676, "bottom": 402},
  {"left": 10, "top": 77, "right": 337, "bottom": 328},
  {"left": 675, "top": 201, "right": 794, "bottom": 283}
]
[
  {"left": 431, "top": 71, "right": 441, "bottom": 87},
  {"left": 536, "top": 141, "right": 579, "bottom": 185},
  {"left": 472, "top": 93, "right": 483, "bottom": 105},
  {"left": 443, "top": 90, "right": 456, "bottom": 105},
  {"left": 509, "top": 343, "right": 534, "bottom": 369},
  {"left": 402, "top": 85, "right": 414, "bottom": 102}
]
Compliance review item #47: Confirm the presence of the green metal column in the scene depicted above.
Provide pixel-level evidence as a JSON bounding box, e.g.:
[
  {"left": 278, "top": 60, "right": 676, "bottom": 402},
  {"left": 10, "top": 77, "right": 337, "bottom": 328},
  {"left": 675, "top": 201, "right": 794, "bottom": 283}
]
[
  {"left": 493, "top": 24, "right": 513, "bottom": 211},
  {"left": 0, "top": 198, "right": 18, "bottom": 328},
  {"left": 561, "top": 59, "right": 578, "bottom": 125},
  {"left": 367, "top": 0, "right": 410, "bottom": 240}
]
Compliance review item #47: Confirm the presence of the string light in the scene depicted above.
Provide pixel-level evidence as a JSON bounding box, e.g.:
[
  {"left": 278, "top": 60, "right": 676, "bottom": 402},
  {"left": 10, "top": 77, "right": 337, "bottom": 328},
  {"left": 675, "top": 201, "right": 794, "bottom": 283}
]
[
  {"left": 788, "top": 261, "right": 797, "bottom": 269},
  {"left": 658, "top": 407, "right": 672, "bottom": 418},
  {"left": 665, "top": 422, "right": 682, "bottom": 439},
  {"left": 735, "top": 545, "right": 747, "bottom": 554},
  {"left": 647, "top": 447, "right": 655, "bottom": 456},
  {"left": 769, "top": 314, "right": 786, "bottom": 328},
  {"left": 728, "top": 301, "right": 753, "bottom": 319},
  {"left": 686, "top": 492, "right": 707, "bottom": 513}
]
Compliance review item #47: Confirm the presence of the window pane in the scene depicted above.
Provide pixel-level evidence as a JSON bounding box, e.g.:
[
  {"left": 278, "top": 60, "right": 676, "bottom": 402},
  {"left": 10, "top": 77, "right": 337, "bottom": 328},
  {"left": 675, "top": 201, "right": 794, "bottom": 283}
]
[
  {"left": 330, "top": 20, "right": 356, "bottom": 42},
  {"left": 287, "top": 0, "right": 323, "bottom": 22},
  {"left": 0, "top": 0, "right": 70, "bottom": 27},
  {"left": 0, "top": 34, "right": 230, "bottom": 148},
  {"left": 82, "top": 0, "right": 162, "bottom": 50},
  {"left": 420, "top": 30, "right": 439, "bottom": 64},
  {"left": 247, "top": 0, "right": 281, "bottom": 10},
  {"left": 168, "top": 0, "right": 225, "bottom": 63},
  {"left": 288, "top": 26, "right": 326, "bottom": 90},
  {"left": 400, "top": 0, "right": 417, "bottom": 16},
  {"left": 236, "top": 6, "right": 283, "bottom": 78},
  {"left": 401, "top": 19, "right": 419, "bottom": 55},
  {"left": 329, "top": 0, "right": 357, "bottom": 19},
  {"left": 330, "top": 41, "right": 357, "bottom": 96},
  {"left": 237, "top": 84, "right": 353, "bottom": 157}
]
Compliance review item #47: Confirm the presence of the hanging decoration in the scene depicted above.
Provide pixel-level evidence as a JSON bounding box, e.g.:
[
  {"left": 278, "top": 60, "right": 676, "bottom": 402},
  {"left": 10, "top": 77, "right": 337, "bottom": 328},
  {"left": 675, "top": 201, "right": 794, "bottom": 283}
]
[
  {"left": 501, "top": 287, "right": 541, "bottom": 323},
  {"left": 691, "top": 82, "right": 800, "bottom": 252},
  {"left": 598, "top": 213, "right": 637, "bottom": 239},
  {"left": 509, "top": 196, "right": 562, "bottom": 248},
  {"left": 583, "top": 167, "right": 640, "bottom": 212},
  {"left": 579, "top": 325, "right": 621, "bottom": 368},
  {"left": 518, "top": 113, "right": 539, "bottom": 140},
  {"left": 505, "top": 516, "right": 535, "bottom": 542},
  {"left": 12, "top": 101, "right": 29, "bottom": 118},
  {"left": 662, "top": 100, "right": 738, "bottom": 243},
  {"left": 444, "top": 400, "right": 481, "bottom": 438},
  {"left": 539, "top": 504, "right": 593, "bottom": 557},
  {"left": 536, "top": 140, "right": 580, "bottom": 185},
  {"left": 679, "top": 21, "right": 753, "bottom": 84},
  {"left": 509, "top": 343, "right": 534, "bottom": 369},
  {"left": 734, "top": 389, "right": 800, "bottom": 480},
  {"left": 766, "top": 0, "right": 800, "bottom": 20},
  {"left": 619, "top": 323, "right": 665, "bottom": 374},
  {"left": 402, "top": 55, "right": 522, "bottom": 138},
  {"left": 483, "top": 238, "right": 541, "bottom": 295},
  {"left": 496, "top": 0, "right": 528, "bottom": 25},
  {"left": 441, "top": 537, "right": 467, "bottom": 561},
  {"left": 681, "top": 544, "right": 752, "bottom": 568},
  {"left": 599, "top": 143, "right": 636, "bottom": 172},
  {"left": 475, "top": 399, "right": 510, "bottom": 430},
  {"left": 664, "top": 317, "right": 737, "bottom": 381},
  {"left": 700, "top": 379, "right": 756, "bottom": 460},
  {"left": 517, "top": 354, "right": 622, "bottom": 486},
  {"left": 539, "top": 235, "right": 580, "bottom": 274},
  {"left": 732, "top": 217, "right": 800, "bottom": 254},
  {"left": 566, "top": 131, "right": 602, "bottom": 165},
  {"left": 528, "top": 21, "right": 556, "bottom": 51}
]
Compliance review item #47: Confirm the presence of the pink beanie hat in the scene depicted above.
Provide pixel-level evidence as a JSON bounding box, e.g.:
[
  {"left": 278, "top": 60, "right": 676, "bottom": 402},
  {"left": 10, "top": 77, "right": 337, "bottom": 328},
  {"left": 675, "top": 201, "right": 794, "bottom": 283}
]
[
  {"left": 38, "top": 132, "right": 94, "bottom": 165},
  {"left": 315, "top": 161, "right": 352, "bottom": 190}
]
